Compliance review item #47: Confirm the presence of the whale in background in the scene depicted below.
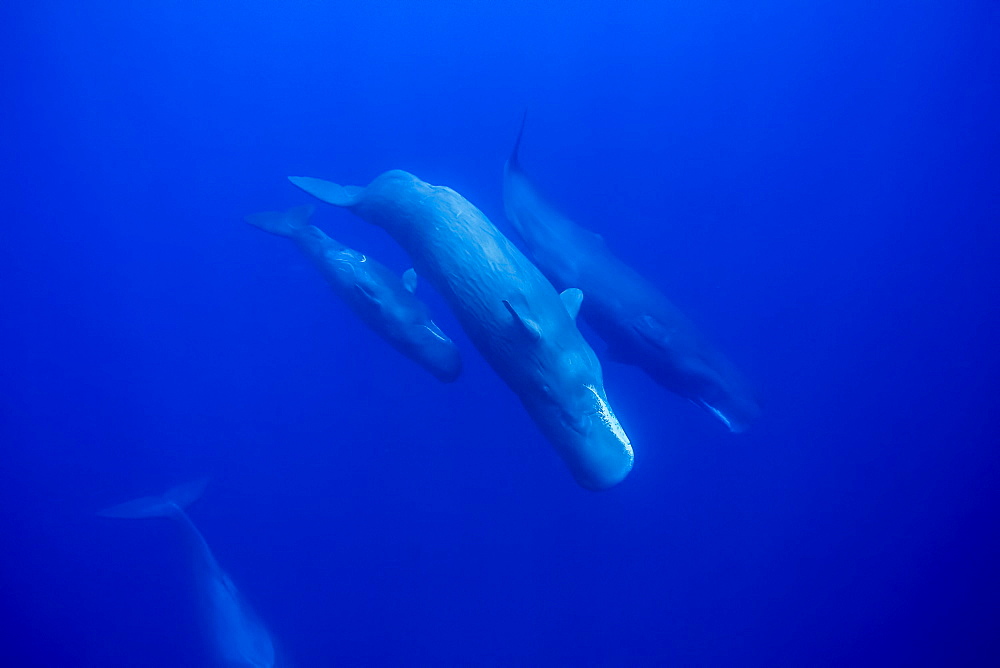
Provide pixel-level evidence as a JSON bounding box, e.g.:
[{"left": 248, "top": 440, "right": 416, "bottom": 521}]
[
  {"left": 246, "top": 205, "right": 461, "bottom": 383},
  {"left": 99, "top": 480, "right": 277, "bottom": 668},
  {"left": 290, "top": 170, "right": 633, "bottom": 490},
  {"left": 503, "top": 118, "right": 759, "bottom": 432}
]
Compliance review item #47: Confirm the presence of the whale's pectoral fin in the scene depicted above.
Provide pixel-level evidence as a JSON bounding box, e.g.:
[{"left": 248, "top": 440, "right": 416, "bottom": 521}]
[
  {"left": 632, "top": 314, "right": 674, "bottom": 350},
  {"left": 559, "top": 288, "right": 583, "bottom": 321},
  {"left": 502, "top": 300, "right": 543, "bottom": 341},
  {"left": 402, "top": 268, "right": 418, "bottom": 293},
  {"left": 288, "top": 176, "right": 364, "bottom": 207}
]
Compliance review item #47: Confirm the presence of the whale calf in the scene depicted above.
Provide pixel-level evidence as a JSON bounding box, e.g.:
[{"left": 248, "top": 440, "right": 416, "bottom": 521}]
[
  {"left": 99, "top": 480, "right": 276, "bottom": 668},
  {"left": 290, "top": 170, "right": 633, "bottom": 489},
  {"left": 246, "top": 204, "right": 461, "bottom": 383},
  {"left": 503, "top": 119, "right": 759, "bottom": 432}
]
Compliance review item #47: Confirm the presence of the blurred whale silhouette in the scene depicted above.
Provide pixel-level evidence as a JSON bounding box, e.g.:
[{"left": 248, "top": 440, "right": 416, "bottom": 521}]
[
  {"left": 290, "top": 170, "right": 633, "bottom": 490},
  {"left": 99, "top": 480, "right": 277, "bottom": 668},
  {"left": 503, "top": 117, "right": 759, "bottom": 432},
  {"left": 246, "top": 204, "right": 461, "bottom": 383}
]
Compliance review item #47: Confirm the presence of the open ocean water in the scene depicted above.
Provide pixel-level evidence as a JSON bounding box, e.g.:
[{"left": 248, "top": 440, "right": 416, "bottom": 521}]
[{"left": 2, "top": 1, "right": 999, "bottom": 666}]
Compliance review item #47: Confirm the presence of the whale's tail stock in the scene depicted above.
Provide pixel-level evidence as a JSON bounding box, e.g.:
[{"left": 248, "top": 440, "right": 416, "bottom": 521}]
[
  {"left": 97, "top": 479, "right": 208, "bottom": 520},
  {"left": 287, "top": 176, "right": 365, "bottom": 208},
  {"left": 244, "top": 204, "right": 315, "bottom": 238}
]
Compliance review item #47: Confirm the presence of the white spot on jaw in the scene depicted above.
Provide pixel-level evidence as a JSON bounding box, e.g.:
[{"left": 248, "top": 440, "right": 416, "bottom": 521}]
[
  {"left": 699, "top": 400, "right": 734, "bottom": 431},
  {"left": 585, "top": 385, "right": 632, "bottom": 454}
]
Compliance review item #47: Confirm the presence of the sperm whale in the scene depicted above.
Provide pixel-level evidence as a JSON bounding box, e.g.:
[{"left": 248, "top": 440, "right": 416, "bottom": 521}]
[
  {"left": 246, "top": 204, "right": 461, "bottom": 383},
  {"left": 503, "top": 117, "right": 759, "bottom": 432},
  {"left": 290, "top": 171, "right": 633, "bottom": 489}
]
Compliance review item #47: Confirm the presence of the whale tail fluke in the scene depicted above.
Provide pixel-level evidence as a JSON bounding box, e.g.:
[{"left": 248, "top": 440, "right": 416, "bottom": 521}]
[
  {"left": 245, "top": 205, "right": 314, "bottom": 238},
  {"left": 97, "top": 479, "right": 208, "bottom": 520},
  {"left": 288, "top": 176, "right": 365, "bottom": 208}
]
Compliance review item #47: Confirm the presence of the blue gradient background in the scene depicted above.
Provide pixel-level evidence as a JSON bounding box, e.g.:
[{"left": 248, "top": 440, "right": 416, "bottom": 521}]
[{"left": 2, "top": 1, "right": 998, "bottom": 665}]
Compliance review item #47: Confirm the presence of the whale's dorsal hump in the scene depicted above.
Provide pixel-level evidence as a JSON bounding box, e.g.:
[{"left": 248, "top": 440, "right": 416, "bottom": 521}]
[
  {"left": 288, "top": 176, "right": 364, "bottom": 208},
  {"left": 402, "top": 268, "right": 418, "bottom": 293},
  {"left": 502, "top": 299, "right": 542, "bottom": 341},
  {"left": 560, "top": 288, "right": 583, "bottom": 321}
]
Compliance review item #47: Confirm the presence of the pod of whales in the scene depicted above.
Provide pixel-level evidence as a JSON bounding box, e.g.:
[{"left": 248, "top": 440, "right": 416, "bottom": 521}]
[
  {"left": 503, "top": 118, "right": 760, "bottom": 432},
  {"left": 246, "top": 204, "right": 461, "bottom": 383},
  {"left": 98, "top": 115, "right": 764, "bottom": 665},
  {"left": 99, "top": 480, "right": 277, "bottom": 668},
  {"left": 290, "top": 170, "right": 633, "bottom": 490}
]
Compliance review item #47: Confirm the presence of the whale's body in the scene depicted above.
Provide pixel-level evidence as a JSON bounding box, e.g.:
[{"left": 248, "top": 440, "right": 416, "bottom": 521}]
[
  {"left": 246, "top": 205, "right": 461, "bottom": 383},
  {"left": 99, "top": 481, "right": 276, "bottom": 668},
  {"left": 291, "top": 170, "right": 633, "bottom": 489},
  {"left": 503, "top": 123, "right": 759, "bottom": 432}
]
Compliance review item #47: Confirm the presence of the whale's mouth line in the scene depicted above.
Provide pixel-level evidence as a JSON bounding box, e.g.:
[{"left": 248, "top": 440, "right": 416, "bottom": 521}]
[
  {"left": 695, "top": 399, "right": 737, "bottom": 432},
  {"left": 421, "top": 321, "right": 450, "bottom": 343}
]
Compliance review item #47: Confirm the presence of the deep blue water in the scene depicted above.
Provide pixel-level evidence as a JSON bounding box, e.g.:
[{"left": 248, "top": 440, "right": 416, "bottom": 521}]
[{"left": 3, "top": 1, "right": 999, "bottom": 665}]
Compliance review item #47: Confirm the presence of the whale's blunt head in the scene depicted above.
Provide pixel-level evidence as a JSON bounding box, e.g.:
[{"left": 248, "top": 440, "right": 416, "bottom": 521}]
[{"left": 535, "top": 349, "right": 634, "bottom": 490}]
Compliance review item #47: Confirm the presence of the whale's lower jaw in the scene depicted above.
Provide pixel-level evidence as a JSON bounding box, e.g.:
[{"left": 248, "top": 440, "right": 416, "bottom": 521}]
[
  {"left": 702, "top": 401, "right": 735, "bottom": 431},
  {"left": 693, "top": 398, "right": 756, "bottom": 434}
]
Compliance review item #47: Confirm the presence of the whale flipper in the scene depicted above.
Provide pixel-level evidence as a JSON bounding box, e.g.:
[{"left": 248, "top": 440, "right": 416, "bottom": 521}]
[
  {"left": 288, "top": 176, "right": 365, "bottom": 208},
  {"left": 402, "top": 268, "right": 418, "bottom": 293},
  {"left": 97, "top": 479, "right": 208, "bottom": 519},
  {"left": 560, "top": 288, "right": 583, "bottom": 320},
  {"left": 502, "top": 299, "right": 543, "bottom": 341},
  {"left": 244, "top": 205, "right": 314, "bottom": 238}
]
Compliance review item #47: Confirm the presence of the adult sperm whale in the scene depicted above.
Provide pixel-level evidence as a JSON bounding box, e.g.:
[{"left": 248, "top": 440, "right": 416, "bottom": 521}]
[
  {"left": 99, "top": 480, "right": 277, "bottom": 668},
  {"left": 290, "top": 170, "right": 633, "bottom": 489},
  {"left": 246, "top": 204, "right": 461, "bottom": 383},
  {"left": 503, "top": 118, "right": 759, "bottom": 432}
]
